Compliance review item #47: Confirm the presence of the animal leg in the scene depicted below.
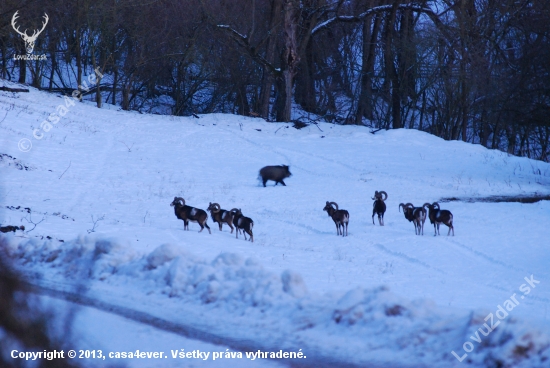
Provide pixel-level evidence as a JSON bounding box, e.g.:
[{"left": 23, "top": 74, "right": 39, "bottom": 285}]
[{"left": 448, "top": 222, "right": 454, "bottom": 236}]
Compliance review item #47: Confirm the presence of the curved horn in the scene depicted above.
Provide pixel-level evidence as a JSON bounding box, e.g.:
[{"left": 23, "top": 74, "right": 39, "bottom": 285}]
[
  {"left": 405, "top": 203, "right": 414, "bottom": 208},
  {"left": 371, "top": 190, "right": 379, "bottom": 200},
  {"left": 422, "top": 203, "right": 431, "bottom": 210},
  {"left": 432, "top": 202, "right": 440, "bottom": 210},
  {"left": 380, "top": 191, "right": 388, "bottom": 201},
  {"left": 399, "top": 203, "right": 405, "bottom": 212},
  {"left": 230, "top": 208, "right": 239, "bottom": 213},
  {"left": 171, "top": 197, "right": 184, "bottom": 206},
  {"left": 212, "top": 203, "right": 221, "bottom": 213},
  {"left": 329, "top": 201, "right": 339, "bottom": 210}
]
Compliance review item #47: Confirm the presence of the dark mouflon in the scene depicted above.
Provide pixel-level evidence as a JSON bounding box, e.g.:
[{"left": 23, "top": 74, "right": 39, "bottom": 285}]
[
  {"left": 207, "top": 202, "right": 235, "bottom": 233},
  {"left": 231, "top": 208, "right": 254, "bottom": 242},
  {"left": 371, "top": 190, "right": 388, "bottom": 226},
  {"left": 170, "top": 197, "right": 211, "bottom": 234},
  {"left": 323, "top": 201, "right": 349, "bottom": 237},
  {"left": 423, "top": 202, "right": 454, "bottom": 236},
  {"left": 399, "top": 203, "right": 427, "bottom": 235}
]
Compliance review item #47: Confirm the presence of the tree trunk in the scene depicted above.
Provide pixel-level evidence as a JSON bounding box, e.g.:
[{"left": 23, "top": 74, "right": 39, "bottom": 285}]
[
  {"left": 258, "top": 0, "right": 283, "bottom": 119},
  {"left": 295, "top": 39, "right": 316, "bottom": 113},
  {"left": 18, "top": 37, "right": 26, "bottom": 84},
  {"left": 75, "top": 0, "right": 83, "bottom": 88},
  {"left": 236, "top": 83, "right": 250, "bottom": 116},
  {"left": 277, "top": 0, "right": 300, "bottom": 122},
  {"left": 356, "top": 3, "right": 380, "bottom": 124},
  {"left": 383, "top": 3, "right": 401, "bottom": 129}
]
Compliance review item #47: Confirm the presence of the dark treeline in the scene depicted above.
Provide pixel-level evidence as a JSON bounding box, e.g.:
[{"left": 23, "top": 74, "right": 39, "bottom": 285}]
[{"left": 0, "top": 0, "right": 549, "bottom": 161}]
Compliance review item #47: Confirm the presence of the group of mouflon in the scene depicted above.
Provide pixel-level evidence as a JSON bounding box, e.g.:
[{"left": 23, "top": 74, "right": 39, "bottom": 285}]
[{"left": 171, "top": 165, "right": 454, "bottom": 240}]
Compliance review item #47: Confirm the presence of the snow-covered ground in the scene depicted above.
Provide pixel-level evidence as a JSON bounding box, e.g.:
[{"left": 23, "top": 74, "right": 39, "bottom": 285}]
[
  {"left": 1, "top": 81, "right": 550, "bottom": 367},
  {"left": 37, "top": 294, "right": 285, "bottom": 368}
]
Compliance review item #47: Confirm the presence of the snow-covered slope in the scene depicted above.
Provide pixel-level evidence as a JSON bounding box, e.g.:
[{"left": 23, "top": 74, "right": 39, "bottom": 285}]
[{"left": 1, "top": 82, "right": 550, "bottom": 367}]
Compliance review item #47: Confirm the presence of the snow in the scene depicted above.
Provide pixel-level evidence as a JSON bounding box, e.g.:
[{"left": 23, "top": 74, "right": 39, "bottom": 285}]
[
  {"left": 1, "top": 82, "right": 550, "bottom": 367},
  {"left": 37, "top": 295, "right": 285, "bottom": 368}
]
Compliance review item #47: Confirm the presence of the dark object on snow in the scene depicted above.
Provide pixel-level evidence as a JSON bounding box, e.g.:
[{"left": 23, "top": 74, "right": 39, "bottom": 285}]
[
  {"left": 0, "top": 86, "right": 29, "bottom": 93},
  {"left": 399, "top": 203, "right": 426, "bottom": 235},
  {"left": 371, "top": 191, "right": 388, "bottom": 226},
  {"left": 207, "top": 203, "right": 235, "bottom": 233},
  {"left": 170, "top": 197, "right": 211, "bottom": 234},
  {"left": 323, "top": 201, "right": 349, "bottom": 237},
  {"left": 231, "top": 208, "right": 254, "bottom": 242},
  {"left": 292, "top": 121, "right": 308, "bottom": 129},
  {"left": 423, "top": 202, "right": 454, "bottom": 236},
  {"left": 259, "top": 165, "right": 292, "bottom": 187},
  {"left": 0, "top": 225, "right": 25, "bottom": 233}
]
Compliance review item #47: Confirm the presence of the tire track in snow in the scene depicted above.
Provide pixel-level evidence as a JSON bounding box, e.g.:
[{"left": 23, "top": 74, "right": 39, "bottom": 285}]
[
  {"left": 445, "top": 238, "right": 537, "bottom": 275},
  {"left": 483, "top": 282, "right": 550, "bottom": 303},
  {"left": 21, "top": 281, "right": 413, "bottom": 368},
  {"left": 216, "top": 126, "right": 364, "bottom": 182},
  {"left": 259, "top": 209, "right": 329, "bottom": 235},
  {"left": 373, "top": 242, "right": 447, "bottom": 274},
  {"left": 276, "top": 146, "right": 362, "bottom": 174},
  {"left": 215, "top": 126, "right": 293, "bottom": 164},
  {"left": 66, "top": 128, "right": 118, "bottom": 211}
]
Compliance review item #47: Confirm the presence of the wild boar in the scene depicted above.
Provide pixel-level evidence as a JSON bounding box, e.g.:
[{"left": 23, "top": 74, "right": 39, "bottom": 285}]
[{"left": 259, "top": 165, "right": 292, "bottom": 187}]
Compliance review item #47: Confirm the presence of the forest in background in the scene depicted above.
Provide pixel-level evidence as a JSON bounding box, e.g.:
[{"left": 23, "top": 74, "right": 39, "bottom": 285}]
[{"left": 0, "top": 0, "right": 549, "bottom": 161}]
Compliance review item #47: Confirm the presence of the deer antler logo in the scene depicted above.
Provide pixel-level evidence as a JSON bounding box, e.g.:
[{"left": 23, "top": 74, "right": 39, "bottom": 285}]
[{"left": 11, "top": 11, "right": 49, "bottom": 54}]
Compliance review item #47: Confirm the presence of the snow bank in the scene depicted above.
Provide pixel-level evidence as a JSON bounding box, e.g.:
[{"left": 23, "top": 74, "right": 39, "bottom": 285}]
[{"left": 2, "top": 233, "right": 549, "bottom": 367}]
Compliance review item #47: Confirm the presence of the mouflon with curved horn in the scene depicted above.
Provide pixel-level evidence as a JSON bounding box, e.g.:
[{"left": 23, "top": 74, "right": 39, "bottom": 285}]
[
  {"left": 422, "top": 202, "right": 454, "bottom": 236},
  {"left": 170, "top": 197, "right": 211, "bottom": 234},
  {"left": 399, "top": 203, "right": 426, "bottom": 235},
  {"left": 207, "top": 202, "right": 235, "bottom": 233},
  {"left": 323, "top": 201, "right": 349, "bottom": 237},
  {"left": 371, "top": 191, "right": 388, "bottom": 226}
]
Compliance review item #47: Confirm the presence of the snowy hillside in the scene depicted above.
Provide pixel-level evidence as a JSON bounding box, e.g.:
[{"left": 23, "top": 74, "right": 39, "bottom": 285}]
[{"left": 1, "top": 82, "right": 550, "bottom": 367}]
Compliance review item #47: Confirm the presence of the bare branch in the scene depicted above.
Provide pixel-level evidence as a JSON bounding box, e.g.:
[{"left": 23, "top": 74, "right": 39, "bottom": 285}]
[
  {"left": 217, "top": 25, "right": 281, "bottom": 77},
  {"left": 87, "top": 215, "right": 105, "bottom": 234},
  {"left": 59, "top": 161, "right": 71, "bottom": 180},
  {"left": 312, "top": 4, "right": 449, "bottom": 39},
  {"left": 21, "top": 214, "right": 45, "bottom": 233}
]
